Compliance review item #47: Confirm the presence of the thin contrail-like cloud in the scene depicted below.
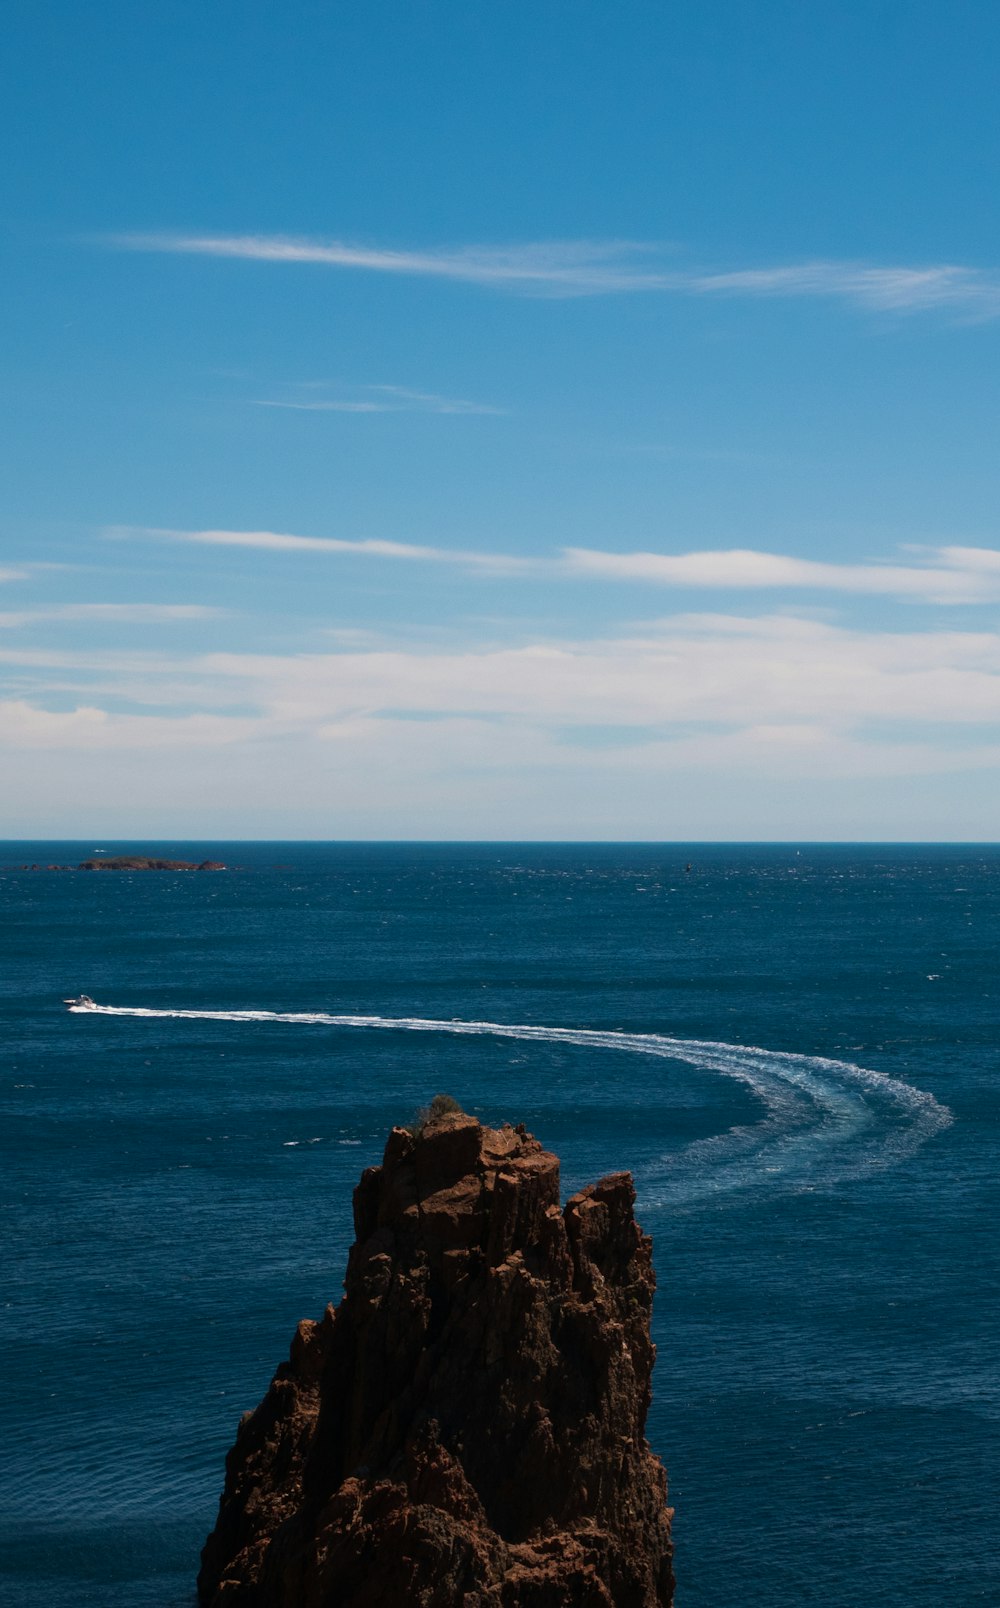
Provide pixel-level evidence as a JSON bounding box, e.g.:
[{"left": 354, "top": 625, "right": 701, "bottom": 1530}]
[
  {"left": 108, "top": 232, "right": 1000, "bottom": 314},
  {"left": 109, "top": 526, "right": 534, "bottom": 574},
  {"left": 254, "top": 385, "right": 505, "bottom": 416},
  {"left": 110, "top": 233, "right": 664, "bottom": 294}
]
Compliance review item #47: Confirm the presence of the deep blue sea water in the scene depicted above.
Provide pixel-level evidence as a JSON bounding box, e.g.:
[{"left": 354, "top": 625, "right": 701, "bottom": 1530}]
[{"left": 2, "top": 842, "right": 997, "bottom": 1607}]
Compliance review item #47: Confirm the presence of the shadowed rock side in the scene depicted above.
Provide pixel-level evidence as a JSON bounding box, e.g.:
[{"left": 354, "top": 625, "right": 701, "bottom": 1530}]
[{"left": 198, "top": 1110, "right": 674, "bottom": 1607}]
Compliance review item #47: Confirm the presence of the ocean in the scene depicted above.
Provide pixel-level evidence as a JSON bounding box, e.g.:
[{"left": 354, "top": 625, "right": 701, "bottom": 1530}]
[{"left": 2, "top": 842, "right": 996, "bottom": 1606}]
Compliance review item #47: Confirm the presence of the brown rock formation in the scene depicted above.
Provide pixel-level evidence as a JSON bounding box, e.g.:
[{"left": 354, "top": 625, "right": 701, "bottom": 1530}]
[{"left": 198, "top": 1106, "right": 674, "bottom": 1607}]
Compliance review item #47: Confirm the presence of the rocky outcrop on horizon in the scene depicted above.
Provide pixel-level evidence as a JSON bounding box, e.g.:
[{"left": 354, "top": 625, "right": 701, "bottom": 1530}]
[
  {"left": 197, "top": 1103, "right": 674, "bottom": 1607},
  {"left": 14, "top": 857, "right": 226, "bottom": 870},
  {"left": 76, "top": 856, "right": 226, "bottom": 871}
]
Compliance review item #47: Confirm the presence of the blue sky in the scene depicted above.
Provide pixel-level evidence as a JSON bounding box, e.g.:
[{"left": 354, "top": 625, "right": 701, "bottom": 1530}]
[{"left": 3, "top": 1, "right": 1000, "bottom": 838}]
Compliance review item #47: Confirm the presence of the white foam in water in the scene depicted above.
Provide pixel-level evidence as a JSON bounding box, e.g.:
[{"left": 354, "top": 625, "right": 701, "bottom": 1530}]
[{"left": 68, "top": 1003, "right": 953, "bottom": 1204}]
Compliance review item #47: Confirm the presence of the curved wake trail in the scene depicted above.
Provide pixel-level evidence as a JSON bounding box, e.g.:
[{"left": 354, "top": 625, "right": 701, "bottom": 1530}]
[{"left": 68, "top": 1004, "right": 953, "bottom": 1204}]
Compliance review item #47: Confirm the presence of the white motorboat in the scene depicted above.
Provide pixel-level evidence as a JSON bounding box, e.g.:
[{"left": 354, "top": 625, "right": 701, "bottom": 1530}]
[{"left": 64, "top": 994, "right": 97, "bottom": 1010}]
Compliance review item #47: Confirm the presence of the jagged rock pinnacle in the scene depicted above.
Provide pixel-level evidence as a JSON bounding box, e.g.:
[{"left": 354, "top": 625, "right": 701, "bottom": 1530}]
[{"left": 198, "top": 1107, "right": 674, "bottom": 1606}]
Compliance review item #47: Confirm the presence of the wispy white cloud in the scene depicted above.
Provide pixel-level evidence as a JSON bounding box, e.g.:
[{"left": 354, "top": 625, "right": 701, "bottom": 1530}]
[
  {"left": 687, "top": 263, "right": 1000, "bottom": 317},
  {"left": 254, "top": 384, "right": 504, "bottom": 416},
  {"left": 562, "top": 546, "right": 1000, "bottom": 603},
  {"left": 371, "top": 384, "right": 504, "bottom": 415},
  {"left": 0, "top": 603, "right": 221, "bottom": 628},
  {"left": 113, "top": 525, "right": 1000, "bottom": 603},
  {"left": 109, "top": 231, "right": 1000, "bottom": 315},
  {"left": 110, "top": 233, "right": 665, "bottom": 295},
  {"left": 255, "top": 399, "right": 387, "bottom": 413},
  {"left": 0, "top": 568, "right": 29, "bottom": 584},
  {"left": 110, "top": 526, "right": 534, "bottom": 574}
]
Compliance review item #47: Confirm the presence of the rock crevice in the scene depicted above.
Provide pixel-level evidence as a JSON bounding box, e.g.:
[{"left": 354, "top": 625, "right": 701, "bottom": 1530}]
[{"left": 198, "top": 1109, "right": 674, "bottom": 1606}]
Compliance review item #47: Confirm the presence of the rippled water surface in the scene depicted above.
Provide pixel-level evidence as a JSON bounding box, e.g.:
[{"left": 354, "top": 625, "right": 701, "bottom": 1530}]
[{"left": 2, "top": 843, "right": 997, "bottom": 1605}]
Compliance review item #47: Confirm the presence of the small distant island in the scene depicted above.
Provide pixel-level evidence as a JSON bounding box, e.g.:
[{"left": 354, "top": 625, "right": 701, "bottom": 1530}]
[
  {"left": 18, "top": 856, "right": 227, "bottom": 872},
  {"left": 78, "top": 856, "right": 227, "bottom": 871}
]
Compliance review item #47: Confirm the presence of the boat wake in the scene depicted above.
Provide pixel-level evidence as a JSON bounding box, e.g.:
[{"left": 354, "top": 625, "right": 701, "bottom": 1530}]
[{"left": 66, "top": 1003, "right": 953, "bottom": 1205}]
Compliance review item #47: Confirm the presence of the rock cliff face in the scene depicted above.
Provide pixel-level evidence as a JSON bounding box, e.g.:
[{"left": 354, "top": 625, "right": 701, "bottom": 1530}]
[{"left": 198, "top": 1107, "right": 674, "bottom": 1607}]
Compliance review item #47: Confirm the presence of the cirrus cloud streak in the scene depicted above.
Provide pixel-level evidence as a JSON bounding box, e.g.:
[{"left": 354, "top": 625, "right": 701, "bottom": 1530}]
[
  {"left": 109, "top": 232, "right": 1000, "bottom": 315},
  {"left": 108, "top": 525, "right": 535, "bottom": 574},
  {"left": 254, "top": 384, "right": 504, "bottom": 416}
]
